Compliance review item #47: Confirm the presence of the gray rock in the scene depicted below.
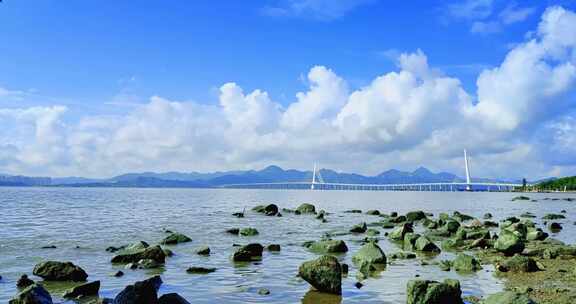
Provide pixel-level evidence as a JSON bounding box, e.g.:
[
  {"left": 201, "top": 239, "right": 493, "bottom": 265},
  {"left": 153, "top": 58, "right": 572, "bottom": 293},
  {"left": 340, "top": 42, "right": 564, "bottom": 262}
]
[
  {"left": 195, "top": 246, "right": 210, "bottom": 255},
  {"left": 161, "top": 233, "right": 192, "bottom": 245},
  {"left": 63, "top": 280, "right": 100, "bottom": 299},
  {"left": 111, "top": 245, "right": 166, "bottom": 264},
  {"left": 9, "top": 284, "right": 53, "bottom": 304},
  {"left": 32, "top": 261, "right": 88, "bottom": 282}
]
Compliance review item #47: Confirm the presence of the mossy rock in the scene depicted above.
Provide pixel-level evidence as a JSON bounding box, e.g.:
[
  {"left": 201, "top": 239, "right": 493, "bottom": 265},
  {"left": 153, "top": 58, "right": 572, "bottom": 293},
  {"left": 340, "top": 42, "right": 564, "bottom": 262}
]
[
  {"left": 406, "top": 279, "right": 463, "bottom": 304},
  {"left": 298, "top": 255, "right": 342, "bottom": 295},
  {"left": 296, "top": 203, "right": 316, "bottom": 214},
  {"left": 9, "top": 284, "right": 53, "bottom": 304},
  {"left": 389, "top": 223, "right": 413, "bottom": 241},
  {"left": 352, "top": 242, "right": 387, "bottom": 266},
  {"left": 453, "top": 254, "right": 481, "bottom": 272},
  {"left": 162, "top": 233, "right": 192, "bottom": 245},
  {"left": 497, "top": 255, "right": 539, "bottom": 273},
  {"left": 366, "top": 210, "right": 380, "bottom": 215},
  {"left": 482, "top": 291, "right": 535, "bottom": 304},
  {"left": 32, "top": 261, "right": 88, "bottom": 282},
  {"left": 306, "top": 240, "right": 348, "bottom": 254},
  {"left": 542, "top": 213, "right": 566, "bottom": 220},
  {"left": 406, "top": 211, "right": 426, "bottom": 222},
  {"left": 350, "top": 222, "right": 368, "bottom": 233},
  {"left": 494, "top": 230, "right": 525, "bottom": 256},
  {"left": 232, "top": 243, "right": 263, "bottom": 262},
  {"left": 415, "top": 236, "right": 440, "bottom": 253},
  {"left": 111, "top": 245, "right": 166, "bottom": 264},
  {"left": 403, "top": 233, "right": 420, "bottom": 251},
  {"left": 239, "top": 228, "right": 259, "bottom": 236}
]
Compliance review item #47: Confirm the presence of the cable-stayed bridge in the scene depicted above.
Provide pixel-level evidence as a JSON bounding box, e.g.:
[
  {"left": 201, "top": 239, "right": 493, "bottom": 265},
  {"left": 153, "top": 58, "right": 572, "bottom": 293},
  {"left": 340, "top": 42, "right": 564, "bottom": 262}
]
[{"left": 220, "top": 150, "right": 525, "bottom": 192}]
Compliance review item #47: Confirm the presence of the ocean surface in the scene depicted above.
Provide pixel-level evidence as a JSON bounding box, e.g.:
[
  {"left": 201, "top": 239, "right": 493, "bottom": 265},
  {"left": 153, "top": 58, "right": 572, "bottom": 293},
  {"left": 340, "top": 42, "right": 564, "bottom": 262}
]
[{"left": 0, "top": 187, "right": 574, "bottom": 303}]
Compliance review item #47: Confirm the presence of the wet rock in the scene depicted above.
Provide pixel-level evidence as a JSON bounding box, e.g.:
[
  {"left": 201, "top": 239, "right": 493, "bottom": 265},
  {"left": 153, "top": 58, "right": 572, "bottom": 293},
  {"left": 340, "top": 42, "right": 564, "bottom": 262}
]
[
  {"left": 296, "top": 203, "right": 316, "bottom": 214},
  {"left": 9, "top": 284, "right": 53, "bottom": 304},
  {"left": 251, "top": 205, "right": 266, "bottom": 212},
  {"left": 511, "top": 196, "right": 531, "bottom": 201},
  {"left": 484, "top": 221, "right": 499, "bottom": 228},
  {"left": 263, "top": 204, "right": 279, "bottom": 216},
  {"left": 526, "top": 228, "right": 548, "bottom": 241},
  {"left": 406, "top": 279, "right": 463, "bottom": 304},
  {"left": 484, "top": 213, "right": 493, "bottom": 219},
  {"left": 137, "top": 259, "right": 162, "bottom": 269},
  {"left": 519, "top": 212, "right": 536, "bottom": 218},
  {"left": 414, "top": 236, "right": 440, "bottom": 253},
  {"left": 453, "top": 211, "right": 474, "bottom": 222},
  {"left": 439, "top": 260, "right": 452, "bottom": 271},
  {"left": 239, "top": 228, "right": 259, "bottom": 236},
  {"left": 163, "top": 249, "right": 174, "bottom": 257},
  {"left": 344, "top": 209, "right": 362, "bottom": 213},
  {"left": 33, "top": 261, "right": 88, "bottom": 282},
  {"left": 390, "top": 212, "right": 398, "bottom": 217},
  {"left": 195, "top": 246, "right": 210, "bottom": 255},
  {"left": 161, "top": 233, "right": 192, "bottom": 245},
  {"left": 113, "top": 275, "right": 162, "bottom": 304},
  {"left": 403, "top": 233, "right": 420, "bottom": 251},
  {"left": 390, "top": 215, "right": 407, "bottom": 223},
  {"left": 494, "top": 230, "right": 525, "bottom": 256},
  {"left": 366, "top": 210, "right": 380, "bottom": 215},
  {"left": 366, "top": 228, "right": 380, "bottom": 236},
  {"left": 444, "top": 220, "right": 461, "bottom": 234},
  {"left": 548, "top": 222, "right": 563, "bottom": 232},
  {"left": 226, "top": 228, "right": 240, "bottom": 235},
  {"left": 406, "top": 211, "right": 426, "bottom": 222},
  {"left": 123, "top": 241, "right": 150, "bottom": 252},
  {"left": 63, "top": 280, "right": 100, "bottom": 299},
  {"left": 352, "top": 242, "right": 387, "bottom": 266},
  {"left": 497, "top": 255, "right": 539, "bottom": 273},
  {"left": 350, "top": 222, "right": 368, "bottom": 233},
  {"left": 112, "top": 271, "right": 124, "bottom": 277},
  {"left": 503, "top": 223, "right": 528, "bottom": 240},
  {"left": 453, "top": 254, "right": 481, "bottom": 272},
  {"left": 306, "top": 240, "right": 348, "bottom": 253},
  {"left": 482, "top": 291, "right": 535, "bottom": 304},
  {"left": 111, "top": 245, "right": 166, "bottom": 265},
  {"left": 186, "top": 267, "right": 216, "bottom": 274},
  {"left": 16, "top": 275, "right": 35, "bottom": 289},
  {"left": 41, "top": 245, "right": 57, "bottom": 249},
  {"left": 232, "top": 243, "right": 264, "bottom": 262},
  {"left": 158, "top": 293, "right": 191, "bottom": 304},
  {"left": 389, "top": 223, "right": 413, "bottom": 241},
  {"left": 380, "top": 221, "right": 396, "bottom": 229},
  {"left": 267, "top": 244, "right": 281, "bottom": 251},
  {"left": 467, "top": 238, "right": 492, "bottom": 250},
  {"left": 258, "top": 288, "right": 270, "bottom": 295},
  {"left": 232, "top": 212, "right": 244, "bottom": 218},
  {"left": 389, "top": 252, "right": 417, "bottom": 259},
  {"left": 441, "top": 238, "right": 467, "bottom": 251},
  {"left": 298, "top": 255, "right": 342, "bottom": 295},
  {"left": 542, "top": 213, "right": 566, "bottom": 220}
]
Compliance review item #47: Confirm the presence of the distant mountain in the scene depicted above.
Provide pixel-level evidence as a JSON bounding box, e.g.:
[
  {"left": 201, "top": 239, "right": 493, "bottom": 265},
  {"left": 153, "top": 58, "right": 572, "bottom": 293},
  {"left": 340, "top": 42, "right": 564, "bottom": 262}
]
[{"left": 0, "top": 165, "right": 524, "bottom": 188}]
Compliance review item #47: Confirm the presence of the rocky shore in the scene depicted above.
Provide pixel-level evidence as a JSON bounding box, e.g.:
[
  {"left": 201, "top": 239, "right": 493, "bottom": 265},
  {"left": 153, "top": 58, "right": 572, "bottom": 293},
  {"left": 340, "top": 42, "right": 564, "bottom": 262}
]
[{"left": 5, "top": 197, "right": 576, "bottom": 304}]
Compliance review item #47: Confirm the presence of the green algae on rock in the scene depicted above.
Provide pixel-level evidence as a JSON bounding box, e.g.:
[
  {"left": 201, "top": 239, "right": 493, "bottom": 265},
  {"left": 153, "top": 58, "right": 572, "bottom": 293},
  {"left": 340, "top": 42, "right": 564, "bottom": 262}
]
[{"left": 298, "top": 255, "right": 342, "bottom": 295}]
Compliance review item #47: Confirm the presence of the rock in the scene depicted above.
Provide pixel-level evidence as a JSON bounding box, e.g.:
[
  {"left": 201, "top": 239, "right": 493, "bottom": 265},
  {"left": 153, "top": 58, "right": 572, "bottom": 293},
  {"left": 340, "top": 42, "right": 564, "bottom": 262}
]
[
  {"left": 226, "top": 228, "right": 240, "bottom": 235},
  {"left": 494, "top": 230, "right": 525, "bottom": 256},
  {"left": 350, "top": 222, "right": 368, "bottom": 233},
  {"left": 484, "top": 221, "right": 499, "bottom": 228},
  {"left": 298, "top": 255, "right": 342, "bottom": 295},
  {"left": 511, "top": 196, "right": 531, "bottom": 201},
  {"left": 484, "top": 213, "right": 493, "bottom": 219},
  {"left": 263, "top": 204, "right": 279, "bottom": 216},
  {"left": 33, "top": 261, "right": 88, "bottom": 282},
  {"left": 232, "top": 212, "right": 244, "bottom": 218},
  {"left": 9, "top": 284, "right": 53, "bottom": 304},
  {"left": 403, "top": 233, "right": 420, "bottom": 251},
  {"left": 542, "top": 213, "right": 566, "bottom": 220},
  {"left": 482, "top": 291, "right": 536, "bottom": 304},
  {"left": 548, "top": 222, "right": 563, "bottom": 232},
  {"left": 439, "top": 260, "right": 452, "bottom": 271},
  {"left": 453, "top": 254, "right": 481, "bottom": 272},
  {"left": 158, "top": 293, "right": 191, "bottom": 304},
  {"left": 390, "top": 215, "right": 407, "bottom": 223},
  {"left": 186, "top": 267, "right": 216, "bottom": 274},
  {"left": 258, "top": 288, "right": 270, "bottom": 295},
  {"left": 498, "top": 255, "right": 539, "bottom": 273},
  {"left": 390, "top": 211, "right": 398, "bottom": 217},
  {"left": 366, "top": 228, "right": 380, "bottom": 236},
  {"left": 519, "top": 212, "right": 536, "bottom": 218},
  {"left": 406, "top": 279, "right": 463, "bottom": 304},
  {"left": 352, "top": 242, "right": 387, "bottom": 266},
  {"left": 239, "top": 228, "right": 259, "bottom": 236},
  {"left": 16, "top": 275, "right": 35, "bottom": 289},
  {"left": 163, "top": 249, "right": 174, "bottom": 257},
  {"left": 389, "top": 223, "right": 413, "bottom": 241},
  {"left": 366, "top": 210, "right": 380, "bottom": 215},
  {"left": 252, "top": 205, "right": 266, "bottom": 212},
  {"left": 195, "top": 246, "right": 210, "bottom": 255},
  {"left": 526, "top": 228, "right": 548, "bottom": 241},
  {"left": 123, "top": 241, "right": 150, "bottom": 252},
  {"left": 41, "top": 245, "right": 57, "bottom": 249},
  {"left": 267, "top": 244, "right": 281, "bottom": 251},
  {"left": 306, "top": 240, "right": 348, "bottom": 253},
  {"left": 111, "top": 245, "right": 166, "bottom": 264},
  {"left": 406, "top": 211, "right": 426, "bottom": 222},
  {"left": 389, "top": 252, "right": 417, "bottom": 259},
  {"left": 113, "top": 275, "right": 162, "bottom": 304},
  {"left": 63, "top": 280, "right": 100, "bottom": 298},
  {"left": 344, "top": 209, "right": 362, "bottom": 213},
  {"left": 414, "top": 236, "right": 440, "bottom": 252},
  {"left": 113, "top": 271, "right": 124, "bottom": 277},
  {"left": 296, "top": 203, "right": 316, "bottom": 214},
  {"left": 232, "top": 243, "right": 264, "bottom": 262},
  {"left": 444, "top": 220, "right": 461, "bottom": 234},
  {"left": 453, "top": 211, "right": 474, "bottom": 222},
  {"left": 161, "top": 233, "right": 192, "bottom": 245},
  {"left": 137, "top": 259, "right": 162, "bottom": 269}
]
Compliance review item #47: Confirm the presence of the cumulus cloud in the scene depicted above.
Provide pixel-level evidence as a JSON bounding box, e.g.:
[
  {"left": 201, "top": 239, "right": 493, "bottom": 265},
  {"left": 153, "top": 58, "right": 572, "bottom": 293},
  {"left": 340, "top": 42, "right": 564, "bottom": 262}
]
[{"left": 1, "top": 6, "right": 575, "bottom": 179}]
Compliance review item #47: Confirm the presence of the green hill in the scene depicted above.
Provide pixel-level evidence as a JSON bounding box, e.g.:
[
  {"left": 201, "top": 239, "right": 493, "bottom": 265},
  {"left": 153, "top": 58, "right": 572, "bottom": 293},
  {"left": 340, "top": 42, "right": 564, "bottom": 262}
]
[{"left": 538, "top": 176, "right": 576, "bottom": 191}]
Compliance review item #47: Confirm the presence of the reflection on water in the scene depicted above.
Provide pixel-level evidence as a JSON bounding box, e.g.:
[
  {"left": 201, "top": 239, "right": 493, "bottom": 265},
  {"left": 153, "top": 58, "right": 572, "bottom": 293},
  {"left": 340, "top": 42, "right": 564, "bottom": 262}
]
[{"left": 0, "top": 187, "right": 574, "bottom": 303}]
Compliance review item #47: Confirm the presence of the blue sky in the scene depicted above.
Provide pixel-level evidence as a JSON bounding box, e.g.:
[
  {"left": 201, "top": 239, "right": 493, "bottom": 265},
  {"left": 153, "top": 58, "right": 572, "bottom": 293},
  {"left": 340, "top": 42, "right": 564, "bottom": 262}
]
[{"left": 0, "top": 0, "right": 575, "bottom": 179}]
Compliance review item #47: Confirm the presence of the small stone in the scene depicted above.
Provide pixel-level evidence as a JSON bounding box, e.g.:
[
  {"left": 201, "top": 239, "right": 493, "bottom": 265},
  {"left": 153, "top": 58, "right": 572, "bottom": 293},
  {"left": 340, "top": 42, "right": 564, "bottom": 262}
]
[
  {"left": 112, "top": 271, "right": 124, "bottom": 277},
  {"left": 267, "top": 244, "right": 281, "bottom": 251},
  {"left": 162, "top": 233, "right": 192, "bottom": 245},
  {"left": 239, "top": 228, "right": 259, "bottom": 236},
  {"left": 355, "top": 282, "right": 363, "bottom": 289},
  {"left": 186, "top": 267, "right": 216, "bottom": 274},
  {"left": 195, "top": 246, "right": 211, "bottom": 255},
  {"left": 350, "top": 222, "right": 368, "bottom": 233},
  {"left": 258, "top": 288, "right": 270, "bottom": 295}
]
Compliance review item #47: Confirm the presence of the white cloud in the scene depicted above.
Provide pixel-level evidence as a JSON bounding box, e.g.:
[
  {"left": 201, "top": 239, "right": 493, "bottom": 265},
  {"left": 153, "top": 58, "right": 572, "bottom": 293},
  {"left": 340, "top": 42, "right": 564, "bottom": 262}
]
[
  {"left": 261, "top": 0, "right": 375, "bottom": 21},
  {"left": 499, "top": 3, "right": 536, "bottom": 25},
  {"left": 446, "top": 0, "right": 494, "bottom": 20},
  {"left": 1, "top": 6, "right": 576, "bottom": 179}
]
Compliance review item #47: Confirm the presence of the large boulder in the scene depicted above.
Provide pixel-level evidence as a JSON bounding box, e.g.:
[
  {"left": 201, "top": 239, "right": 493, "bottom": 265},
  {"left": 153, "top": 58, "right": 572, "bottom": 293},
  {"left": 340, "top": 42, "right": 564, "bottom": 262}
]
[
  {"left": 352, "top": 242, "right": 387, "bottom": 266},
  {"left": 406, "top": 211, "right": 426, "bottom": 222},
  {"left": 111, "top": 245, "right": 166, "bottom": 264},
  {"left": 296, "top": 203, "right": 316, "bottom": 214},
  {"left": 497, "top": 255, "right": 539, "bottom": 273},
  {"left": 33, "top": 261, "right": 88, "bottom": 282},
  {"left": 158, "top": 293, "right": 191, "bottom": 304},
  {"left": 482, "top": 291, "right": 535, "bottom": 304},
  {"left": 161, "top": 233, "right": 192, "bottom": 245},
  {"left": 298, "top": 255, "right": 342, "bottom": 295},
  {"left": 389, "top": 223, "right": 413, "bottom": 241},
  {"left": 414, "top": 236, "right": 441, "bottom": 253},
  {"left": 444, "top": 220, "right": 461, "bottom": 234},
  {"left": 306, "top": 240, "right": 348, "bottom": 253},
  {"left": 494, "top": 230, "right": 525, "bottom": 256},
  {"left": 453, "top": 254, "right": 481, "bottom": 272},
  {"left": 406, "top": 279, "right": 463, "bottom": 304},
  {"left": 9, "top": 284, "right": 53, "bottom": 304},
  {"left": 113, "top": 276, "right": 162, "bottom": 304},
  {"left": 403, "top": 233, "right": 420, "bottom": 251},
  {"left": 232, "top": 243, "right": 264, "bottom": 262},
  {"left": 63, "top": 280, "right": 100, "bottom": 299}
]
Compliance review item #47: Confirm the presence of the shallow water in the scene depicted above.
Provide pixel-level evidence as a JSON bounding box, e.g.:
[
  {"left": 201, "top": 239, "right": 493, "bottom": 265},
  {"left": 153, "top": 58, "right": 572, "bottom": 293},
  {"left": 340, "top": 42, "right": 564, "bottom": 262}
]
[{"left": 0, "top": 187, "right": 574, "bottom": 303}]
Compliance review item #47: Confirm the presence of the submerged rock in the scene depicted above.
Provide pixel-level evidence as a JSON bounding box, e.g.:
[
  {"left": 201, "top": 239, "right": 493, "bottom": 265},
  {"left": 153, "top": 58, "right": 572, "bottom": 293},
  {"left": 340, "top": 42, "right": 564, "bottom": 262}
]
[
  {"left": 542, "top": 213, "right": 565, "bottom": 220},
  {"left": 195, "top": 246, "right": 211, "bottom": 255},
  {"left": 306, "top": 240, "right": 348, "bottom": 253},
  {"left": 453, "top": 254, "right": 481, "bottom": 272},
  {"left": 16, "top": 275, "right": 35, "bottom": 289},
  {"left": 350, "top": 222, "right": 368, "bottom": 233},
  {"left": 406, "top": 211, "right": 426, "bottom": 222},
  {"left": 63, "top": 280, "right": 100, "bottom": 299},
  {"left": 511, "top": 196, "right": 531, "bottom": 201},
  {"left": 548, "top": 222, "right": 563, "bottom": 232},
  {"left": 33, "top": 261, "right": 88, "bottom": 282},
  {"left": 9, "top": 284, "right": 53, "bottom": 304},
  {"left": 296, "top": 203, "right": 316, "bottom": 214},
  {"left": 186, "top": 267, "right": 216, "bottom": 274},
  {"left": 298, "top": 255, "right": 342, "bottom": 295},
  {"left": 482, "top": 291, "right": 535, "bottom": 304},
  {"left": 366, "top": 210, "right": 380, "bottom": 215},
  {"left": 161, "top": 233, "right": 192, "bottom": 245},
  {"left": 232, "top": 243, "right": 264, "bottom": 262},
  {"left": 258, "top": 288, "right": 270, "bottom": 295},
  {"left": 113, "top": 275, "right": 162, "bottom": 304},
  {"left": 239, "top": 228, "right": 259, "bottom": 236},
  {"left": 267, "top": 244, "right": 281, "bottom": 251},
  {"left": 389, "top": 223, "right": 414, "bottom": 241},
  {"left": 111, "top": 245, "right": 166, "bottom": 264},
  {"left": 226, "top": 228, "right": 240, "bottom": 235},
  {"left": 494, "top": 230, "right": 525, "bottom": 256},
  {"left": 406, "top": 279, "right": 463, "bottom": 304},
  {"left": 158, "top": 293, "right": 191, "bottom": 304}
]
